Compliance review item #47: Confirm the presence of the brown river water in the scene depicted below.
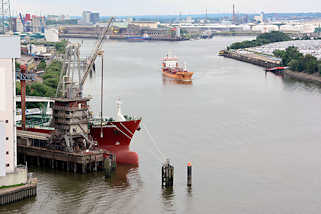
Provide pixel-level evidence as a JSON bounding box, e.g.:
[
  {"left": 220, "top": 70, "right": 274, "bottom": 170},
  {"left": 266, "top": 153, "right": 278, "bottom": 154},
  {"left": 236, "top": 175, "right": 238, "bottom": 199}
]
[{"left": 1, "top": 36, "right": 321, "bottom": 214}]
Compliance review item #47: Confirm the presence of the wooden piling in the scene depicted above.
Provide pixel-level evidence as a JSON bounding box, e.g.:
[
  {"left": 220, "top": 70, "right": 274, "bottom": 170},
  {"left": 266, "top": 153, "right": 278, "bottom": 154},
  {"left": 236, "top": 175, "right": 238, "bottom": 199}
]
[
  {"left": 104, "top": 158, "right": 112, "bottom": 178},
  {"left": 66, "top": 161, "right": 70, "bottom": 172},
  {"left": 187, "top": 162, "right": 192, "bottom": 187},
  {"left": 73, "top": 163, "right": 77, "bottom": 173},
  {"left": 111, "top": 154, "right": 117, "bottom": 171},
  {"left": 162, "top": 159, "right": 174, "bottom": 187}
]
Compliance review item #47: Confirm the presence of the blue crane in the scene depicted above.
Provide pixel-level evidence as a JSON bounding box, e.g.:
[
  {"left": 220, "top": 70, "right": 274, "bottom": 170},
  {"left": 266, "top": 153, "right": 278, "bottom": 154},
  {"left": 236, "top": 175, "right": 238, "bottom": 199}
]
[{"left": 19, "top": 12, "right": 26, "bottom": 32}]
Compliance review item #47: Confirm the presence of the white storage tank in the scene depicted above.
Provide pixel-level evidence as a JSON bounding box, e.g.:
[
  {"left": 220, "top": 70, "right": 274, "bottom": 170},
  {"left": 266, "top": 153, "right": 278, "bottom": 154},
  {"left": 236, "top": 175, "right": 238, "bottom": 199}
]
[{"left": 45, "top": 28, "right": 59, "bottom": 42}]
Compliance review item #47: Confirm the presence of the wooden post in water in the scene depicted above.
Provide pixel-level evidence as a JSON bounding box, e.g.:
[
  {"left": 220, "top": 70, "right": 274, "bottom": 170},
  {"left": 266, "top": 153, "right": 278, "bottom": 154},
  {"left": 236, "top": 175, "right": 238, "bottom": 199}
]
[
  {"left": 37, "top": 157, "right": 40, "bottom": 167},
  {"left": 111, "top": 154, "right": 117, "bottom": 171},
  {"left": 66, "top": 161, "right": 70, "bottom": 172},
  {"left": 73, "top": 163, "right": 77, "bottom": 173},
  {"left": 162, "top": 159, "right": 174, "bottom": 188},
  {"left": 187, "top": 162, "right": 192, "bottom": 187},
  {"left": 104, "top": 158, "right": 112, "bottom": 178}
]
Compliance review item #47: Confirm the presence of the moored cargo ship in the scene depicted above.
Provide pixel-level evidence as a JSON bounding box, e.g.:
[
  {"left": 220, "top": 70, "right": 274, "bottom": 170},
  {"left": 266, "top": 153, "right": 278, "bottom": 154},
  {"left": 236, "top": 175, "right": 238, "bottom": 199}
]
[
  {"left": 90, "top": 99, "right": 141, "bottom": 165},
  {"left": 17, "top": 100, "right": 142, "bottom": 165}
]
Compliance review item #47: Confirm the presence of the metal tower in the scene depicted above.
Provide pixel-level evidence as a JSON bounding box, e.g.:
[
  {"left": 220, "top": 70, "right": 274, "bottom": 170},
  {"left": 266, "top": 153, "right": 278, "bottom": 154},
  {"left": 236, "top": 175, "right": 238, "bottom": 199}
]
[{"left": 0, "top": 0, "right": 12, "bottom": 34}]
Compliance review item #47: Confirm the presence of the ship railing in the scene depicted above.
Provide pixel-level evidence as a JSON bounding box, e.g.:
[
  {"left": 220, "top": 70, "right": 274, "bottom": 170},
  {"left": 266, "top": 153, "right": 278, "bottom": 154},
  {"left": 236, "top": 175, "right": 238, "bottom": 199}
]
[
  {"left": 53, "top": 105, "right": 88, "bottom": 111},
  {"left": 90, "top": 116, "right": 141, "bottom": 124}
]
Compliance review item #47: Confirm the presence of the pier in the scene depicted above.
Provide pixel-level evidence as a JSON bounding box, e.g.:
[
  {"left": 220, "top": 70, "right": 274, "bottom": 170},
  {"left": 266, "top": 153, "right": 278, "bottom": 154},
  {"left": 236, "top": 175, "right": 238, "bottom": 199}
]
[
  {"left": 220, "top": 50, "right": 321, "bottom": 85},
  {"left": 17, "top": 130, "right": 106, "bottom": 174},
  {"left": 220, "top": 50, "right": 281, "bottom": 68},
  {"left": 0, "top": 178, "right": 37, "bottom": 205},
  {"left": 17, "top": 145, "right": 105, "bottom": 174}
]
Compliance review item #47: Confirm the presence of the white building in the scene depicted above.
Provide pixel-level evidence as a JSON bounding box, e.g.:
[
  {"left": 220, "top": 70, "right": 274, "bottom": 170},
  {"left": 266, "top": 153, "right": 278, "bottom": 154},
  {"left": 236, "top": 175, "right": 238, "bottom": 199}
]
[
  {"left": 16, "top": 17, "right": 24, "bottom": 32},
  {"left": 82, "top": 11, "right": 91, "bottom": 25},
  {"left": 0, "top": 36, "right": 27, "bottom": 186}
]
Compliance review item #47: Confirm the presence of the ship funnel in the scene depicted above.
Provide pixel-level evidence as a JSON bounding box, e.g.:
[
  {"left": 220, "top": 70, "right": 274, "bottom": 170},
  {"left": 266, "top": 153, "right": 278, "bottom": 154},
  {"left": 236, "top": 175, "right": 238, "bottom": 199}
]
[{"left": 116, "top": 98, "right": 126, "bottom": 121}]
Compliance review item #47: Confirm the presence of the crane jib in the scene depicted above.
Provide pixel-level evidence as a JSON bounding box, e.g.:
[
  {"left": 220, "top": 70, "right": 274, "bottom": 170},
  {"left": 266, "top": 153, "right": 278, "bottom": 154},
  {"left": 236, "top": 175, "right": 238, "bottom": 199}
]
[{"left": 80, "top": 17, "right": 114, "bottom": 89}]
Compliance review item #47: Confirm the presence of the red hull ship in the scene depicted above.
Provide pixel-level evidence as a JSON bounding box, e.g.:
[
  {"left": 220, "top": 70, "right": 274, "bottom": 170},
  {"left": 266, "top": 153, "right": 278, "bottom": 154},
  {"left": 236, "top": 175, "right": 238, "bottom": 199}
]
[
  {"left": 90, "top": 119, "right": 141, "bottom": 165},
  {"left": 89, "top": 99, "right": 141, "bottom": 165},
  {"left": 17, "top": 100, "right": 141, "bottom": 166}
]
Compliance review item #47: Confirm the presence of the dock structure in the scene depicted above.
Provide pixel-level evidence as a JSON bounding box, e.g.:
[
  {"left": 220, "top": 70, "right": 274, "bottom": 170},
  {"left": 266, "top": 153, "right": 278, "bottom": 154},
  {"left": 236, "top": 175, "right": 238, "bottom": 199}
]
[
  {"left": 220, "top": 50, "right": 281, "bottom": 68},
  {"left": 161, "top": 159, "right": 174, "bottom": 188},
  {"left": 17, "top": 130, "right": 106, "bottom": 174},
  {"left": 15, "top": 92, "right": 108, "bottom": 174},
  {"left": 0, "top": 178, "right": 37, "bottom": 206}
]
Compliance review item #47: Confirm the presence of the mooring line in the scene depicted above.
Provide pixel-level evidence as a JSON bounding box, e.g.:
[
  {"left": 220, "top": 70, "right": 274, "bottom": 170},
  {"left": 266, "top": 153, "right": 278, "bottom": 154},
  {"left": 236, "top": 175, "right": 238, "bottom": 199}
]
[{"left": 142, "top": 122, "right": 166, "bottom": 162}]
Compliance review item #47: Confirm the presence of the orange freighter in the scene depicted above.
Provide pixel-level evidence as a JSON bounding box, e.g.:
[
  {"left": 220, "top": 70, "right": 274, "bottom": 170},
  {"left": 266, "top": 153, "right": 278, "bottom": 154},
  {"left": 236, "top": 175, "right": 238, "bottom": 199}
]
[{"left": 161, "top": 53, "right": 193, "bottom": 81}]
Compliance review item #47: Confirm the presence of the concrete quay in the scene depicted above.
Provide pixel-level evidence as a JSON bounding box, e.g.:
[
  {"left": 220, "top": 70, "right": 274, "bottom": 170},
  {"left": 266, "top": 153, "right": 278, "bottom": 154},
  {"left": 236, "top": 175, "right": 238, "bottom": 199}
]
[
  {"left": 0, "top": 178, "right": 37, "bottom": 206},
  {"left": 220, "top": 50, "right": 281, "bottom": 68},
  {"left": 220, "top": 50, "right": 321, "bottom": 85}
]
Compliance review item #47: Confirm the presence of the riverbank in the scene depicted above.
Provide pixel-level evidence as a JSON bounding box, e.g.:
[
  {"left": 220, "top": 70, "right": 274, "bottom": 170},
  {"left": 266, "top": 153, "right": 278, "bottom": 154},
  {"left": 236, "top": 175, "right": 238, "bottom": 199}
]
[
  {"left": 213, "top": 31, "right": 260, "bottom": 37},
  {"left": 220, "top": 50, "right": 321, "bottom": 85},
  {"left": 283, "top": 69, "right": 321, "bottom": 85}
]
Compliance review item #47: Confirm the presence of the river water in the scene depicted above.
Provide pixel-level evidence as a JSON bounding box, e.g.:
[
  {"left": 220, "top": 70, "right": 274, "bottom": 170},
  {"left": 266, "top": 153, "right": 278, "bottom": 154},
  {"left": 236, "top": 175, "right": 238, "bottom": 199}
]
[{"left": 2, "top": 37, "right": 321, "bottom": 214}]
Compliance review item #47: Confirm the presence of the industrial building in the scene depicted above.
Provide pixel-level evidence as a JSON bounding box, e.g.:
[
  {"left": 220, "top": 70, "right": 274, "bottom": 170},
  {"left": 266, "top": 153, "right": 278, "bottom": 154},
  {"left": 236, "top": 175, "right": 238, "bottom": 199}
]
[
  {"left": 80, "top": 11, "right": 100, "bottom": 25},
  {"left": 15, "top": 13, "right": 46, "bottom": 33},
  {"left": 0, "top": 36, "right": 27, "bottom": 185}
]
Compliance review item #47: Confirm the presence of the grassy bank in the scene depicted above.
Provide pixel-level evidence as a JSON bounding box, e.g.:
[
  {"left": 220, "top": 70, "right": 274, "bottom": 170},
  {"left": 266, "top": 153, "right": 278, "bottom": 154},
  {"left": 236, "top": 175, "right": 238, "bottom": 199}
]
[{"left": 0, "top": 183, "right": 24, "bottom": 189}]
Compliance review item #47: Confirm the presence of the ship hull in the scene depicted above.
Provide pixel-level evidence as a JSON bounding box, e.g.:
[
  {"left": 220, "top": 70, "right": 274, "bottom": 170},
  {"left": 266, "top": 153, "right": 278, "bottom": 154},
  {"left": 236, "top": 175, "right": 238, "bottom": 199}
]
[
  {"left": 90, "top": 119, "right": 141, "bottom": 165},
  {"left": 17, "top": 119, "right": 141, "bottom": 166},
  {"left": 162, "top": 69, "right": 193, "bottom": 81}
]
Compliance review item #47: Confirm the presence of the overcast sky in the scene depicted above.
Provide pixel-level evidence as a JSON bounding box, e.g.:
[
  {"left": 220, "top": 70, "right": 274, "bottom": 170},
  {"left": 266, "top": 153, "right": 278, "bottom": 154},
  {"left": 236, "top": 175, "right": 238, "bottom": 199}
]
[{"left": 12, "top": 0, "right": 321, "bottom": 16}]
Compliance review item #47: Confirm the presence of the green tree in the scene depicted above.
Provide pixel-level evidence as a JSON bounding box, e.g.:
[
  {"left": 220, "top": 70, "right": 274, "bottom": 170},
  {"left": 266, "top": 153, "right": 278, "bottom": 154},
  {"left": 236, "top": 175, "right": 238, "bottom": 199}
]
[
  {"left": 55, "top": 40, "right": 68, "bottom": 53},
  {"left": 303, "top": 54, "right": 318, "bottom": 74},
  {"left": 228, "top": 31, "right": 291, "bottom": 50},
  {"left": 289, "top": 59, "right": 304, "bottom": 72},
  {"left": 38, "top": 60, "right": 46, "bottom": 71},
  {"left": 43, "top": 78, "right": 58, "bottom": 89},
  {"left": 16, "top": 81, "right": 21, "bottom": 95},
  {"left": 30, "top": 82, "right": 48, "bottom": 97}
]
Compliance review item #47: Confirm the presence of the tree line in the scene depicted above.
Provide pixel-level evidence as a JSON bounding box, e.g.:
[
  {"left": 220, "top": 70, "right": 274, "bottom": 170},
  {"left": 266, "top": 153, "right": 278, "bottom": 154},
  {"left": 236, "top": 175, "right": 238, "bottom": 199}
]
[
  {"left": 228, "top": 31, "right": 291, "bottom": 50},
  {"left": 16, "top": 60, "right": 62, "bottom": 97},
  {"left": 273, "top": 46, "right": 321, "bottom": 75}
]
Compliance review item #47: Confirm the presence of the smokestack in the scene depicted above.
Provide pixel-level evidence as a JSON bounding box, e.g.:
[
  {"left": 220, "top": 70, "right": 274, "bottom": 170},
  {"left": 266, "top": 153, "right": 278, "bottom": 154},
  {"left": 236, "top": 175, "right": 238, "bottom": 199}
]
[{"left": 232, "top": 4, "right": 235, "bottom": 23}]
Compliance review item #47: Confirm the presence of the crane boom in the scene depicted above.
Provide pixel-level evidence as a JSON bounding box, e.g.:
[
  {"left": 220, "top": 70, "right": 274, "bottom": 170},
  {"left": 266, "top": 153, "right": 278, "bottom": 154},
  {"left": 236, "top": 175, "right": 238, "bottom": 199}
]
[
  {"left": 19, "top": 13, "right": 26, "bottom": 32},
  {"left": 79, "top": 17, "right": 114, "bottom": 92}
]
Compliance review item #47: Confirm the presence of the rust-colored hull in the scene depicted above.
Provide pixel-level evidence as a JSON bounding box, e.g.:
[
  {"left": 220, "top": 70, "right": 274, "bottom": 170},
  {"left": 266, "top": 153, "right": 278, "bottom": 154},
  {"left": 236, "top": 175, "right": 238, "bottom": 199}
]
[{"left": 162, "top": 69, "right": 193, "bottom": 81}]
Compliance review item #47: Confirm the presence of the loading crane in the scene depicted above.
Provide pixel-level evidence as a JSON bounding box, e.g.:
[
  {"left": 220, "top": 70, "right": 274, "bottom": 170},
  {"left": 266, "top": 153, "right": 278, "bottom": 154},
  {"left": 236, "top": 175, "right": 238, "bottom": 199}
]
[
  {"left": 19, "top": 12, "right": 26, "bottom": 32},
  {"left": 79, "top": 17, "right": 114, "bottom": 96},
  {"left": 56, "top": 17, "right": 114, "bottom": 99}
]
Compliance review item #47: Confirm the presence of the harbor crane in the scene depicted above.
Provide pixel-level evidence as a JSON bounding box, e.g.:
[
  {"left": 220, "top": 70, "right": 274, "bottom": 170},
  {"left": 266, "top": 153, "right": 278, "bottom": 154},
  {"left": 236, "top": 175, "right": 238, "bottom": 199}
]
[
  {"left": 51, "top": 17, "right": 114, "bottom": 152},
  {"left": 56, "top": 17, "right": 114, "bottom": 98}
]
